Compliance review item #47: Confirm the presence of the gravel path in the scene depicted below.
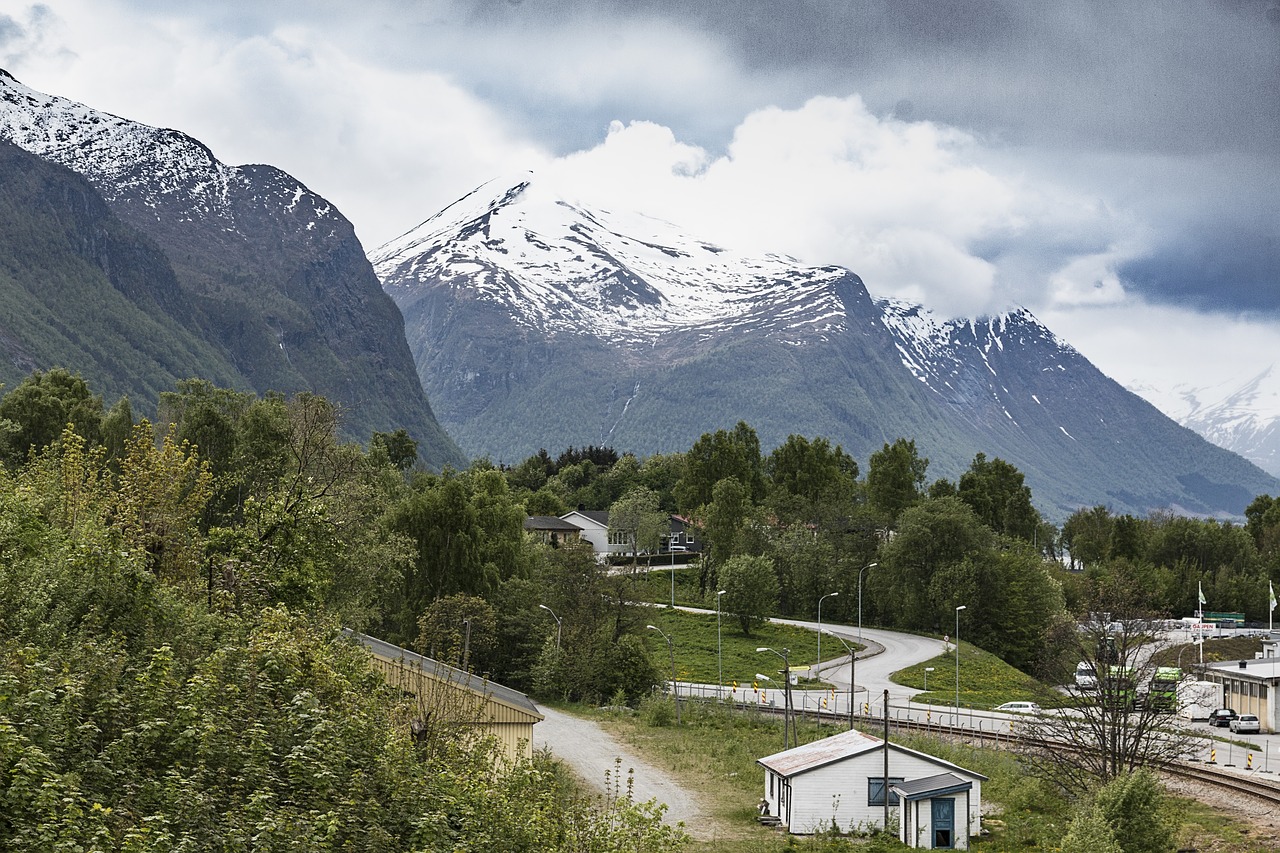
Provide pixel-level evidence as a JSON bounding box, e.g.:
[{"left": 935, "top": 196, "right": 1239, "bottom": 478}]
[{"left": 533, "top": 705, "right": 721, "bottom": 840}]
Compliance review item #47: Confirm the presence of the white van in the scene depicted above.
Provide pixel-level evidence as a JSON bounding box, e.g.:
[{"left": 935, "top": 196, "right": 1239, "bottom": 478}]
[{"left": 1075, "top": 661, "right": 1098, "bottom": 690}]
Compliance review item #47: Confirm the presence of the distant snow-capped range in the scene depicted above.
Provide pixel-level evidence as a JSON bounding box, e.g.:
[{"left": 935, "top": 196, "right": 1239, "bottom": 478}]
[
  {"left": 375, "top": 173, "right": 1280, "bottom": 490},
  {"left": 1127, "top": 369, "right": 1280, "bottom": 479}
]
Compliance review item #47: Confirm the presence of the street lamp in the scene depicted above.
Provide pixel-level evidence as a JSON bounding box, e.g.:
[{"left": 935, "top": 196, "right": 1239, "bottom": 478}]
[
  {"left": 758, "top": 646, "right": 793, "bottom": 748},
  {"left": 858, "top": 563, "right": 877, "bottom": 642},
  {"left": 648, "top": 624, "right": 680, "bottom": 724},
  {"left": 538, "top": 604, "right": 562, "bottom": 649},
  {"left": 955, "top": 605, "right": 967, "bottom": 719},
  {"left": 716, "top": 590, "right": 727, "bottom": 700},
  {"left": 817, "top": 591, "right": 839, "bottom": 672}
]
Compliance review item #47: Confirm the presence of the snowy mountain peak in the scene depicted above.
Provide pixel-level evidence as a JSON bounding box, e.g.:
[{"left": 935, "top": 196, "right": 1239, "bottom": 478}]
[
  {"left": 0, "top": 71, "right": 339, "bottom": 236},
  {"left": 877, "top": 298, "right": 1077, "bottom": 392},
  {"left": 374, "top": 173, "right": 853, "bottom": 345}
]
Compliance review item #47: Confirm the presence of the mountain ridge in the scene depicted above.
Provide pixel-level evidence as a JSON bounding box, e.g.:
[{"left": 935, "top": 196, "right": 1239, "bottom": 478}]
[
  {"left": 376, "top": 174, "right": 1280, "bottom": 520},
  {"left": 0, "top": 71, "right": 463, "bottom": 467}
]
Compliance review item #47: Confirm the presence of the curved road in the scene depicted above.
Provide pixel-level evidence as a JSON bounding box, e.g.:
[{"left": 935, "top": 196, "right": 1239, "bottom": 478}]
[{"left": 532, "top": 617, "right": 945, "bottom": 838}]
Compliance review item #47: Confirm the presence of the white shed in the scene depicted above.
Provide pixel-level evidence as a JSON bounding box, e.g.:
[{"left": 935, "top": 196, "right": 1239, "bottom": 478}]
[
  {"left": 756, "top": 728, "right": 986, "bottom": 842},
  {"left": 893, "top": 773, "right": 977, "bottom": 850}
]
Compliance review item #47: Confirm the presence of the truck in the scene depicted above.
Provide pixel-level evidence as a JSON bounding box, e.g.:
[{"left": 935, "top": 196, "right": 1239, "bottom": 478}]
[
  {"left": 1101, "top": 665, "right": 1136, "bottom": 711},
  {"left": 1145, "top": 667, "right": 1181, "bottom": 711},
  {"left": 1176, "top": 680, "right": 1220, "bottom": 720}
]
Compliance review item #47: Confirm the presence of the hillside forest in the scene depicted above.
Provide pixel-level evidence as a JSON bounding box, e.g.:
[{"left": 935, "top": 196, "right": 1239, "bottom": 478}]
[{"left": 2, "top": 368, "right": 1280, "bottom": 848}]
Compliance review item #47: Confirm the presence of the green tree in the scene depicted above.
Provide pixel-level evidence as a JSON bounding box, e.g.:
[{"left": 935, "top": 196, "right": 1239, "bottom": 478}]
[
  {"left": 1061, "top": 804, "right": 1123, "bottom": 853},
  {"left": 877, "top": 496, "right": 993, "bottom": 632},
  {"left": 720, "top": 554, "right": 778, "bottom": 635},
  {"left": 957, "top": 452, "right": 1041, "bottom": 542},
  {"left": 865, "top": 438, "right": 928, "bottom": 526},
  {"left": 700, "top": 475, "right": 752, "bottom": 590},
  {"left": 417, "top": 593, "right": 497, "bottom": 672},
  {"left": 674, "top": 421, "right": 765, "bottom": 511},
  {"left": 0, "top": 368, "right": 105, "bottom": 464},
  {"left": 609, "top": 486, "right": 670, "bottom": 566},
  {"left": 370, "top": 427, "right": 418, "bottom": 470},
  {"left": 766, "top": 433, "right": 858, "bottom": 523},
  {"left": 1061, "top": 505, "right": 1115, "bottom": 570}
]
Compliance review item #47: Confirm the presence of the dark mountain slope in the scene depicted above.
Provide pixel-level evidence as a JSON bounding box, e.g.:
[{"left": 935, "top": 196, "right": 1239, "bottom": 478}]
[
  {"left": 0, "top": 140, "right": 241, "bottom": 401},
  {"left": 0, "top": 71, "right": 462, "bottom": 467}
]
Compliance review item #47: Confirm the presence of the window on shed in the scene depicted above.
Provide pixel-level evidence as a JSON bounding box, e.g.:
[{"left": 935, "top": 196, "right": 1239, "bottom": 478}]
[{"left": 867, "top": 777, "right": 904, "bottom": 806}]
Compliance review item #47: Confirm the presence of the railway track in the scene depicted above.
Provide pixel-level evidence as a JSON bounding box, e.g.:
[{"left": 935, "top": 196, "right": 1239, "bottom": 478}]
[
  {"left": 759, "top": 701, "right": 1280, "bottom": 806},
  {"left": 1162, "top": 759, "right": 1280, "bottom": 805}
]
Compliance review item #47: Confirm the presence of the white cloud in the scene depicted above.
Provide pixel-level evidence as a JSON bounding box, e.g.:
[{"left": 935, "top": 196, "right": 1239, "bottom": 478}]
[
  {"left": 1042, "top": 300, "right": 1280, "bottom": 417},
  {"left": 543, "top": 95, "right": 1145, "bottom": 319},
  {"left": 2, "top": 0, "right": 548, "bottom": 247}
]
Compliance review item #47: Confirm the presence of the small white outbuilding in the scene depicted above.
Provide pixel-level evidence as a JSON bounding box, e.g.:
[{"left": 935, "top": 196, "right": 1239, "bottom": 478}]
[{"left": 756, "top": 728, "right": 986, "bottom": 847}]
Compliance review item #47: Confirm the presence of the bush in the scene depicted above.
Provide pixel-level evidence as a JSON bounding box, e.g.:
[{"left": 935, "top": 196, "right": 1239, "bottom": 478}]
[
  {"left": 1092, "top": 769, "right": 1176, "bottom": 853},
  {"left": 1062, "top": 804, "right": 1123, "bottom": 853},
  {"left": 640, "top": 691, "right": 675, "bottom": 727}
]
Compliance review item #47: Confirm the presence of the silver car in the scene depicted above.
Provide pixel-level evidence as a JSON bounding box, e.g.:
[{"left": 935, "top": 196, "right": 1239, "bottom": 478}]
[{"left": 1229, "top": 714, "right": 1261, "bottom": 734}]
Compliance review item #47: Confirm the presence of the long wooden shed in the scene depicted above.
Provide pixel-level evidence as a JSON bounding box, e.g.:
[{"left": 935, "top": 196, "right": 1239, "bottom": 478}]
[{"left": 348, "top": 631, "right": 544, "bottom": 762}]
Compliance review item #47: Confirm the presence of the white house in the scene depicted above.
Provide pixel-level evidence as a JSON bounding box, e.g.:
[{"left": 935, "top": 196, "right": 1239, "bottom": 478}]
[
  {"left": 756, "top": 728, "right": 986, "bottom": 847},
  {"left": 559, "top": 509, "right": 629, "bottom": 558}
]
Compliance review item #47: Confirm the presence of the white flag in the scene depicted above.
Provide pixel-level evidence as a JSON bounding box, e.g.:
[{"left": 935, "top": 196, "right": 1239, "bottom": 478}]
[
  {"left": 1198, "top": 582, "right": 1206, "bottom": 607},
  {"left": 1270, "top": 581, "right": 1277, "bottom": 613}
]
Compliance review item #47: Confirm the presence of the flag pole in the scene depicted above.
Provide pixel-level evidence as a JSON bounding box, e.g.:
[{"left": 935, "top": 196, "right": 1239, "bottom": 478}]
[
  {"left": 1198, "top": 581, "right": 1206, "bottom": 666},
  {"left": 1269, "top": 580, "right": 1276, "bottom": 635}
]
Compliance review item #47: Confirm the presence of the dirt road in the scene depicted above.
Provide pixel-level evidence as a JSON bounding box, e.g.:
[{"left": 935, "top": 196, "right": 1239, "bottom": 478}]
[{"left": 533, "top": 705, "right": 722, "bottom": 840}]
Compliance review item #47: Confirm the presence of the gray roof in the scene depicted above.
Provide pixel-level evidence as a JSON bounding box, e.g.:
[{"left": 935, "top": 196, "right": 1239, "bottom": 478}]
[
  {"left": 562, "top": 509, "right": 610, "bottom": 527},
  {"left": 757, "top": 728, "right": 988, "bottom": 782},
  {"left": 891, "top": 773, "right": 973, "bottom": 801},
  {"left": 344, "top": 630, "right": 542, "bottom": 720},
  {"left": 525, "top": 515, "right": 583, "bottom": 531}
]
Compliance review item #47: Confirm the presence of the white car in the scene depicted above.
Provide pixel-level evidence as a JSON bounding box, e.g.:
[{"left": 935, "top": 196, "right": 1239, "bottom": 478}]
[
  {"left": 1229, "top": 714, "right": 1261, "bottom": 734},
  {"left": 995, "top": 701, "right": 1042, "bottom": 714}
]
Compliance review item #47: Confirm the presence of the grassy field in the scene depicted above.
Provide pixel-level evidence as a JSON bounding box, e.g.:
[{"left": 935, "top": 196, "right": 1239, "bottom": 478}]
[
  {"left": 640, "top": 603, "right": 857, "bottom": 688},
  {"left": 891, "top": 643, "right": 1065, "bottom": 710},
  {"left": 574, "top": 698, "right": 1273, "bottom": 852}
]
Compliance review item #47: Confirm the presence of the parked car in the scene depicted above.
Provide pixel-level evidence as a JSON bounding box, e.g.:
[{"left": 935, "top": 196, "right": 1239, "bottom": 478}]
[
  {"left": 995, "top": 701, "right": 1042, "bottom": 714},
  {"left": 1209, "top": 708, "right": 1238, "bottom": 728},
  {"left": 1229, "top": 714, "right": 1261, "bottom": 734}
]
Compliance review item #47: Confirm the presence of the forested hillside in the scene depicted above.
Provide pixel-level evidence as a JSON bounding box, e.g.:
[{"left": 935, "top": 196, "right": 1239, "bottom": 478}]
[{"left": 3, "top": 369, "right": 1277, "bottom": 847}]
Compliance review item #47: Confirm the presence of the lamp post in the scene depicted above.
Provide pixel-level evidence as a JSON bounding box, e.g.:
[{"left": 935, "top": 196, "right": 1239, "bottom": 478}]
[
  {"left": 955, "top": 605, "right": 967, "bottom": 721},
  {"left": 716, "top": 589, "right": 727, "bottom": 700},
  {"left": 817, "top": 591, "right": 839, "bottom": 672},
  {"left": 648, "top": 624, "right": 680, "bottom": 724},
  {"left": 758, "top": 647, "right": 793, "bottom": 748},
  {"left": 539, "top": 604, "right": 562, "bottom": 649},
  {"left": 857, "top": 562, "right": 877, "bottom": 642}
]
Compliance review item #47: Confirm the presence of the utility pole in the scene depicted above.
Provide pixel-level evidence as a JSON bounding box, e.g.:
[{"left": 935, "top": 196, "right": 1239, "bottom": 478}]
[{"left": 883, "top": 688, "right": 890, "bottom": 834}]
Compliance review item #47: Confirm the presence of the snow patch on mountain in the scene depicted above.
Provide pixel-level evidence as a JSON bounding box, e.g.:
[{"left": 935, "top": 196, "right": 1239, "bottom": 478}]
[
  {"left": 0, "top": 71, "right": 339, "bottom": 235},
  {"left": 372, "top": 174, "right": 851, "bottom": 345},
  {"left": 876, "top": 298, "right": 1078, "bottom": 394}
]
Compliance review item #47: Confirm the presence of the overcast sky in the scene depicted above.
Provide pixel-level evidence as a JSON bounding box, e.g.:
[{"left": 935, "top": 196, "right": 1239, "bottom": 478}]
[{"left": 2, "top": 0, "right": 1278, "bottom": 416}]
